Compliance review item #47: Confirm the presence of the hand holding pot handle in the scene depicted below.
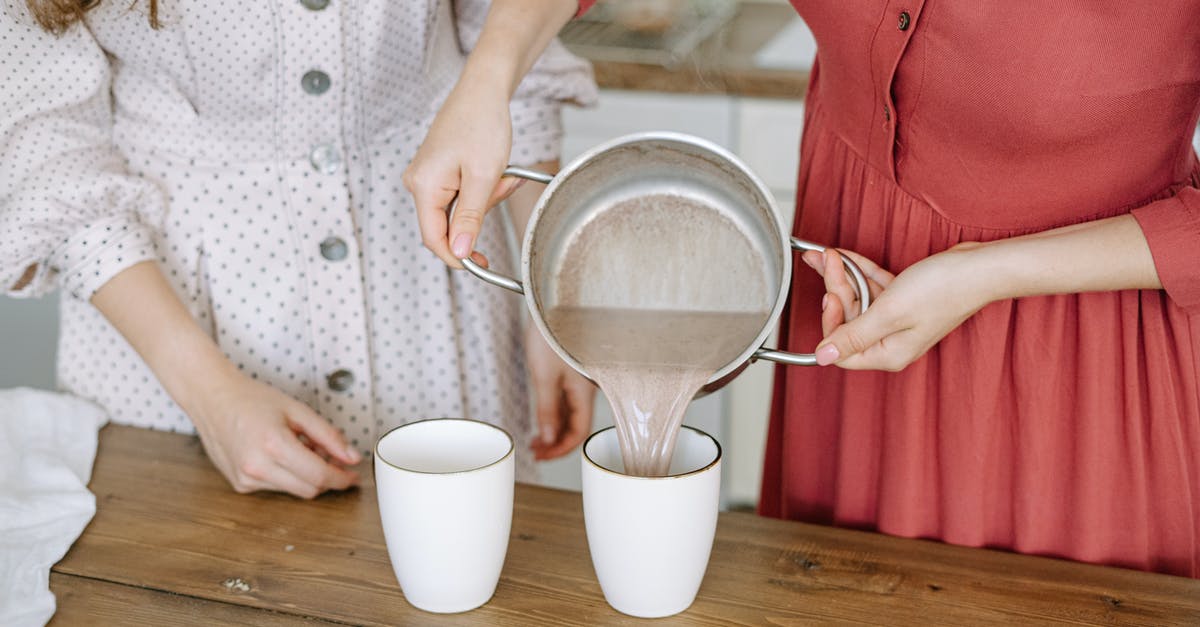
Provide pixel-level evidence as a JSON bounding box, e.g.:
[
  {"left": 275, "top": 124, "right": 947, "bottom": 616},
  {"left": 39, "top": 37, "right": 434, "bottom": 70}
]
[
  {"left": 459, "top": 166, "right": 555, "bottom": 294},
  {"left": 753, "top": 239, "right": 872, "bottom": 366}
]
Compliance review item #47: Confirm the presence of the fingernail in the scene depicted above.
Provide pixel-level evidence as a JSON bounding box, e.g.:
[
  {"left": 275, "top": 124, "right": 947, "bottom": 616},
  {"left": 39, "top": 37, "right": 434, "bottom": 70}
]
[
  {"left": 512, "top": 178, "right": 528, "bottom": 191},
  {"left": 816, "top": 344, "right": 840, "bottom": 366},
  {"left": 345, "top": 445, "right": 362, "bottom": 464},
  {"left": 451, "top": 233, "right": 471, "bottom": 259},
  {"left": 821, "top": 294, "right": 829, "bottom": 311},
  {"left": 540, "top": 424, "right": 555, "bottom": 445}
]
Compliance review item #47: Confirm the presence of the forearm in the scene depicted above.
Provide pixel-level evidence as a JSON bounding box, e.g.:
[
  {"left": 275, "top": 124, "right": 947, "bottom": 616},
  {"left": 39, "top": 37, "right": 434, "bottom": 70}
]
[
  {"left": 969, "top": 214, "right": 1161, "bottom": 303},
  {"left": 90, "top": 261, "right": 236, "bottom": 419},
  {"left": 461, "top": 0, "right": 578, "bottom": 99}
]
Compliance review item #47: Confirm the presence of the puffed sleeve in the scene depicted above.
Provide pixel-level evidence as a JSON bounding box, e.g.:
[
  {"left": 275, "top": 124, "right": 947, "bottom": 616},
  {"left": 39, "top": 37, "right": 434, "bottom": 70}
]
[
  {"left": 0, "top": 2, "right": 162, "bottom": 299},
  {"left": 1131, "top": 183, "right": 1200, "bottom": 312},
  {"left": 452, "top": 0, "right": 599, "bottom": 166}
]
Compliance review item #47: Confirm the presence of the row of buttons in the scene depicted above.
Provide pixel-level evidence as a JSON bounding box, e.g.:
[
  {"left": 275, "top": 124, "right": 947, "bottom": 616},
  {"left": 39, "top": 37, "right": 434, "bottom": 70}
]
[
  {"left": 298, "top": 0, "right": 355, "bottom": 395},
  {"left": 883, "top": 11, "right": 913, "bottom": 124}
]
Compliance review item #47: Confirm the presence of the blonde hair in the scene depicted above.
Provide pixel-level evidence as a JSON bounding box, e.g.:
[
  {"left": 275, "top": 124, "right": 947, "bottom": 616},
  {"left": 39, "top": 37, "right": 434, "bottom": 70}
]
[{"left": 28, "top": 0, "right": 158, "bottom": 34}]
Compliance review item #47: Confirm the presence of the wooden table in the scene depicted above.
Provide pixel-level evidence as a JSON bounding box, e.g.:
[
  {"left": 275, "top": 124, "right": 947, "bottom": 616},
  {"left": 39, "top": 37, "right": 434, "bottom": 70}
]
[{"left": 51, "top": 425, "right": 1200, "bottom": 625}]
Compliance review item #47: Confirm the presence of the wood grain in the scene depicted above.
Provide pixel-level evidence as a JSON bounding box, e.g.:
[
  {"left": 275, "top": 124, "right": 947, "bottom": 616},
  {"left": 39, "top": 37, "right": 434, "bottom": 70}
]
[
  {"left": 53, "top": 425, "right": 1200, "bottom": 626},
  {"left": 48, "top": 573, "right": 340, "bottom": 626}
]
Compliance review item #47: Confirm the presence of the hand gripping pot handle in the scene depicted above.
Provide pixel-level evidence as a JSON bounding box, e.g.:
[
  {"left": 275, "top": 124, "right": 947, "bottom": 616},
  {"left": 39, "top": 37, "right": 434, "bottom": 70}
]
[
  {"left": 459, "top": 165, "right": 552, "bottom": 294},
  {"left": 752, "top": 238, "right": 872, "bottom": 366}
]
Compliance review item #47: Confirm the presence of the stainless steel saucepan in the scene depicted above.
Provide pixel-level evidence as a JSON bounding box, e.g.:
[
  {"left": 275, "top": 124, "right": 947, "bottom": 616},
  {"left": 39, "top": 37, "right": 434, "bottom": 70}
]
[{"left": 461, "top": 131, "right": 869, "bottom": 385}]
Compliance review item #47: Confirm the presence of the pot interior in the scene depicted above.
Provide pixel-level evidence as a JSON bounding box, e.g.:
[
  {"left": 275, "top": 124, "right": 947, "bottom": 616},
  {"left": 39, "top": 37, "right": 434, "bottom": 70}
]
[{"left": 526, "top": 133, "right": 790, "bottom": 382}]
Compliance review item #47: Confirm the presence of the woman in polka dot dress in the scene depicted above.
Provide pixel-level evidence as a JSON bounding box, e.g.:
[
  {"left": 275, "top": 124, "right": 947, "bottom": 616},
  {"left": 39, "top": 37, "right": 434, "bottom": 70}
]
[{"left": 0, "top": 0, "right": 598, "bottom": 496}]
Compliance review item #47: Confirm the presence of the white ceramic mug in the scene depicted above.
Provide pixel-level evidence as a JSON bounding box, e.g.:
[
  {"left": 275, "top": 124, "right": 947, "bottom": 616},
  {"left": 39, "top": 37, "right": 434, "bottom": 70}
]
[
  {"left": 581, "top": 426, "right": 722, "bottom": 618},
  {"left": 374, "top": 418, "right": 515, "bottom": 613}
]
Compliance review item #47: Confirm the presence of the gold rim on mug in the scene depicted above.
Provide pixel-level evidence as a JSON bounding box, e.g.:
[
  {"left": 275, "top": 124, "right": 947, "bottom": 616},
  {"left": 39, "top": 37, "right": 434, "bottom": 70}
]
[
  {"left": 374, "top": 417, "right": 515, "bottom": 476},
  {"left": 582, "top": 425, "right": 722, "bottom": 480}
]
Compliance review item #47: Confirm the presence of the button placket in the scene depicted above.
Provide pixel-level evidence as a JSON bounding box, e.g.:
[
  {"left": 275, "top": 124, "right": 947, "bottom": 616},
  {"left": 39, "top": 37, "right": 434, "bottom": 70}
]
[
  {"left": 867, "top": 1, "right": 925, "bottom": 181},
  {"left": 277, "top": 4, "right": 374, "bottom": 444}
]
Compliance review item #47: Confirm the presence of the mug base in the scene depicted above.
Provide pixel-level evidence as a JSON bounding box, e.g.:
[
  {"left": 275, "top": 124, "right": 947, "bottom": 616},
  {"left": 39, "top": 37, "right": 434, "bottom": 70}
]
[
  {"left": 603, "top": 594, "right": 696, "bottom": 619},
  {"left": 404, "top": 592, "right": 494, "bottom": 614}
]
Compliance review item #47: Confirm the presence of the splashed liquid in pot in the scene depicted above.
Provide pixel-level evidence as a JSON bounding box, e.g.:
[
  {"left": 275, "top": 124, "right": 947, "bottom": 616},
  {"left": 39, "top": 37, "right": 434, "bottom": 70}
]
[{"left": 546, "top": 193, "right": 771, "bottom": 476}]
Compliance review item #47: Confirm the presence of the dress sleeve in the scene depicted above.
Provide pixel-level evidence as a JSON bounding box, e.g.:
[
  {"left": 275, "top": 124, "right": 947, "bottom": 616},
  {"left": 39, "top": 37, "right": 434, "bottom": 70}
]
[
  {"left": 1131, "top": 184, "right": 1200, "bottom": 313},
  {"left": 452, "top": 0, "right": 598, "bottom": 166},
  {"left": 0, "top": 3, "right": 162, "bottom": 300}
]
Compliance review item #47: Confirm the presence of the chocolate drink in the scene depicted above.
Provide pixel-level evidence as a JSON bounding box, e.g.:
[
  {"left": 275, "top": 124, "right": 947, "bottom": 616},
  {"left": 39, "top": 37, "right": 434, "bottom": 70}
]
[
  {"left": 545, "top": 307, "right": 764, "bottom": 476},
  {"left": 545, "top": 193, "right": 772, "bottom": 476}
]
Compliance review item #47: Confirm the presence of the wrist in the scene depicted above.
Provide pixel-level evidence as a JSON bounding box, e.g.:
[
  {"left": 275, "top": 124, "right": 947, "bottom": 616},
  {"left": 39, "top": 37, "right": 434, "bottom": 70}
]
[
  {"left": 460, "top": 43, "right": 525, "bottom": 98},
  {"left": 463, "top": 0, "right": 577, "bottom": 95},
  {"left": 945, "top": 241, "right": 1018, "bottom": 308},
  {"left": 156, "top": 334, "right": 243, "bottom": 426}
]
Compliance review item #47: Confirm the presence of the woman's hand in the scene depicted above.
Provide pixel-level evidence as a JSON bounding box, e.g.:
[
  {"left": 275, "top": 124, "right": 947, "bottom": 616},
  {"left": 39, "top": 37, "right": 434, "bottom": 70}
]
[
  {"left": 525, "top": 321, "right": 596, "bottom": 460},
  {"left": 802, "top": 248, "right": 894, "bottom": 337},
  {"left": 803, "top": 244, "right": 991, "bottom": 371},
  {"left": 403, "top": 76, "right": 523, "bottom": 269},
  {"left": 188, "top": 369, "right": 362, "bottom": 498},
  {"left": 802, "top": 212, "right": 1166, "bottom": 371},
  {"left": 92, "top": 262, "right": 361, "bottom": 500},
  {"left": 403, "top": 0, "right": 578, "bottom": 268}
]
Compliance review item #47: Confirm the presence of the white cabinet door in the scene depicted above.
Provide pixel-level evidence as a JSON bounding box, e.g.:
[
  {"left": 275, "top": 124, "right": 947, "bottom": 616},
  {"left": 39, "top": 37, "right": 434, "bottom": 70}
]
[{"left": 735, "top": 98, "right": 805, "bottom": 200}]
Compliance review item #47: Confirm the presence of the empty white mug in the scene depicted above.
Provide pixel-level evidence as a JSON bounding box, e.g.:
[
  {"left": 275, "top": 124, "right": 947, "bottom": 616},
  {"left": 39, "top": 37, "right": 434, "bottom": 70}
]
[
  {"left": 581, "top": 426, "right": 722, "bottom": 618},
  {"left": 374, "top": 418, "right": 515, "bottom": 613}
]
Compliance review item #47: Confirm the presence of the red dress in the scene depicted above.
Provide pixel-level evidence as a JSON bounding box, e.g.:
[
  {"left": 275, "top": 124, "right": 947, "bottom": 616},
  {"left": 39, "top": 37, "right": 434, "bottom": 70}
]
[{"left": 762, "top": 2, "right": 1200, "bottom": 577}]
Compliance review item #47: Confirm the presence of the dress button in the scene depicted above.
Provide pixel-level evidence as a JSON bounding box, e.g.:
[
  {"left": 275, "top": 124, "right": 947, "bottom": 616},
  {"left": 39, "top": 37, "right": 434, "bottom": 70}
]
[
  {"left": 309, "top": 144, "right": 342, "bottom": 174},
  {"left": 327, "top": 369, "right": 355, "bottom": 392},
  {"left": 320, "top": 236, "right": 348, "bottom": 261},
  {"left": 883, "top": 105, "right": 891, "bottom": 122},
  {"left": 898, "top": 11, "right": 911, "bottom": 31},
  {"left": 300, "top": 0, "right": 330, "bottom": 9},
  {"left": 301, "top": 70, "right": 331, "bottom": 95}
]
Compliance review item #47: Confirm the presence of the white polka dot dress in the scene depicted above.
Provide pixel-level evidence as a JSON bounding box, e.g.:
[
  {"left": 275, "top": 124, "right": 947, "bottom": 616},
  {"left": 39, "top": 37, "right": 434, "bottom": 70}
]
[{"left": 0, "top": 0, "right": 597, "bottom": 479}]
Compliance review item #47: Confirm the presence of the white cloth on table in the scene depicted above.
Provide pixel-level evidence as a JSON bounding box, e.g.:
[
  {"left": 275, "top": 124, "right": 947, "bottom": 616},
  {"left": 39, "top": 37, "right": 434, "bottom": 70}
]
[{"left": 0, "top": 388, "right": 107, "bottom": 627}]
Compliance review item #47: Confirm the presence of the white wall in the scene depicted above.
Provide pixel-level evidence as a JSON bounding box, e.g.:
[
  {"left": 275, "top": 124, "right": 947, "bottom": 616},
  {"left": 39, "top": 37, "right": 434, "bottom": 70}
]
[{"left": 0, "top": 293, "right": 57, "bottom": 390}]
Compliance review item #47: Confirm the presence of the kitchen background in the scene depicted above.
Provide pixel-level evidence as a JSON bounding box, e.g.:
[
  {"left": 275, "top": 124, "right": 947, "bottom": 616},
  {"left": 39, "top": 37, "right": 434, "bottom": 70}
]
[{"left": 3, "top": 0, "right": 1199, "bottom": 510}]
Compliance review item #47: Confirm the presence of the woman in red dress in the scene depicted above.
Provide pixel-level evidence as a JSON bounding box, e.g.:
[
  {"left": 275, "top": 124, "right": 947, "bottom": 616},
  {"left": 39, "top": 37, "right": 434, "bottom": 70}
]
[{"left": 407, "top": 1, "right": 1200, "bottom": 577}]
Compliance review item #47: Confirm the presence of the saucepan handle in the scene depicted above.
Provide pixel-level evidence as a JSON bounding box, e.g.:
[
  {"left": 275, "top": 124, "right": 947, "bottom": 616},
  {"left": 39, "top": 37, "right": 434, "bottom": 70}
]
[
  {"left": 753, "top": 238, "right": 872, "bottom": 366},
  {"left": 459, "top": 165, "right": 555, "bottom": 295}
]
